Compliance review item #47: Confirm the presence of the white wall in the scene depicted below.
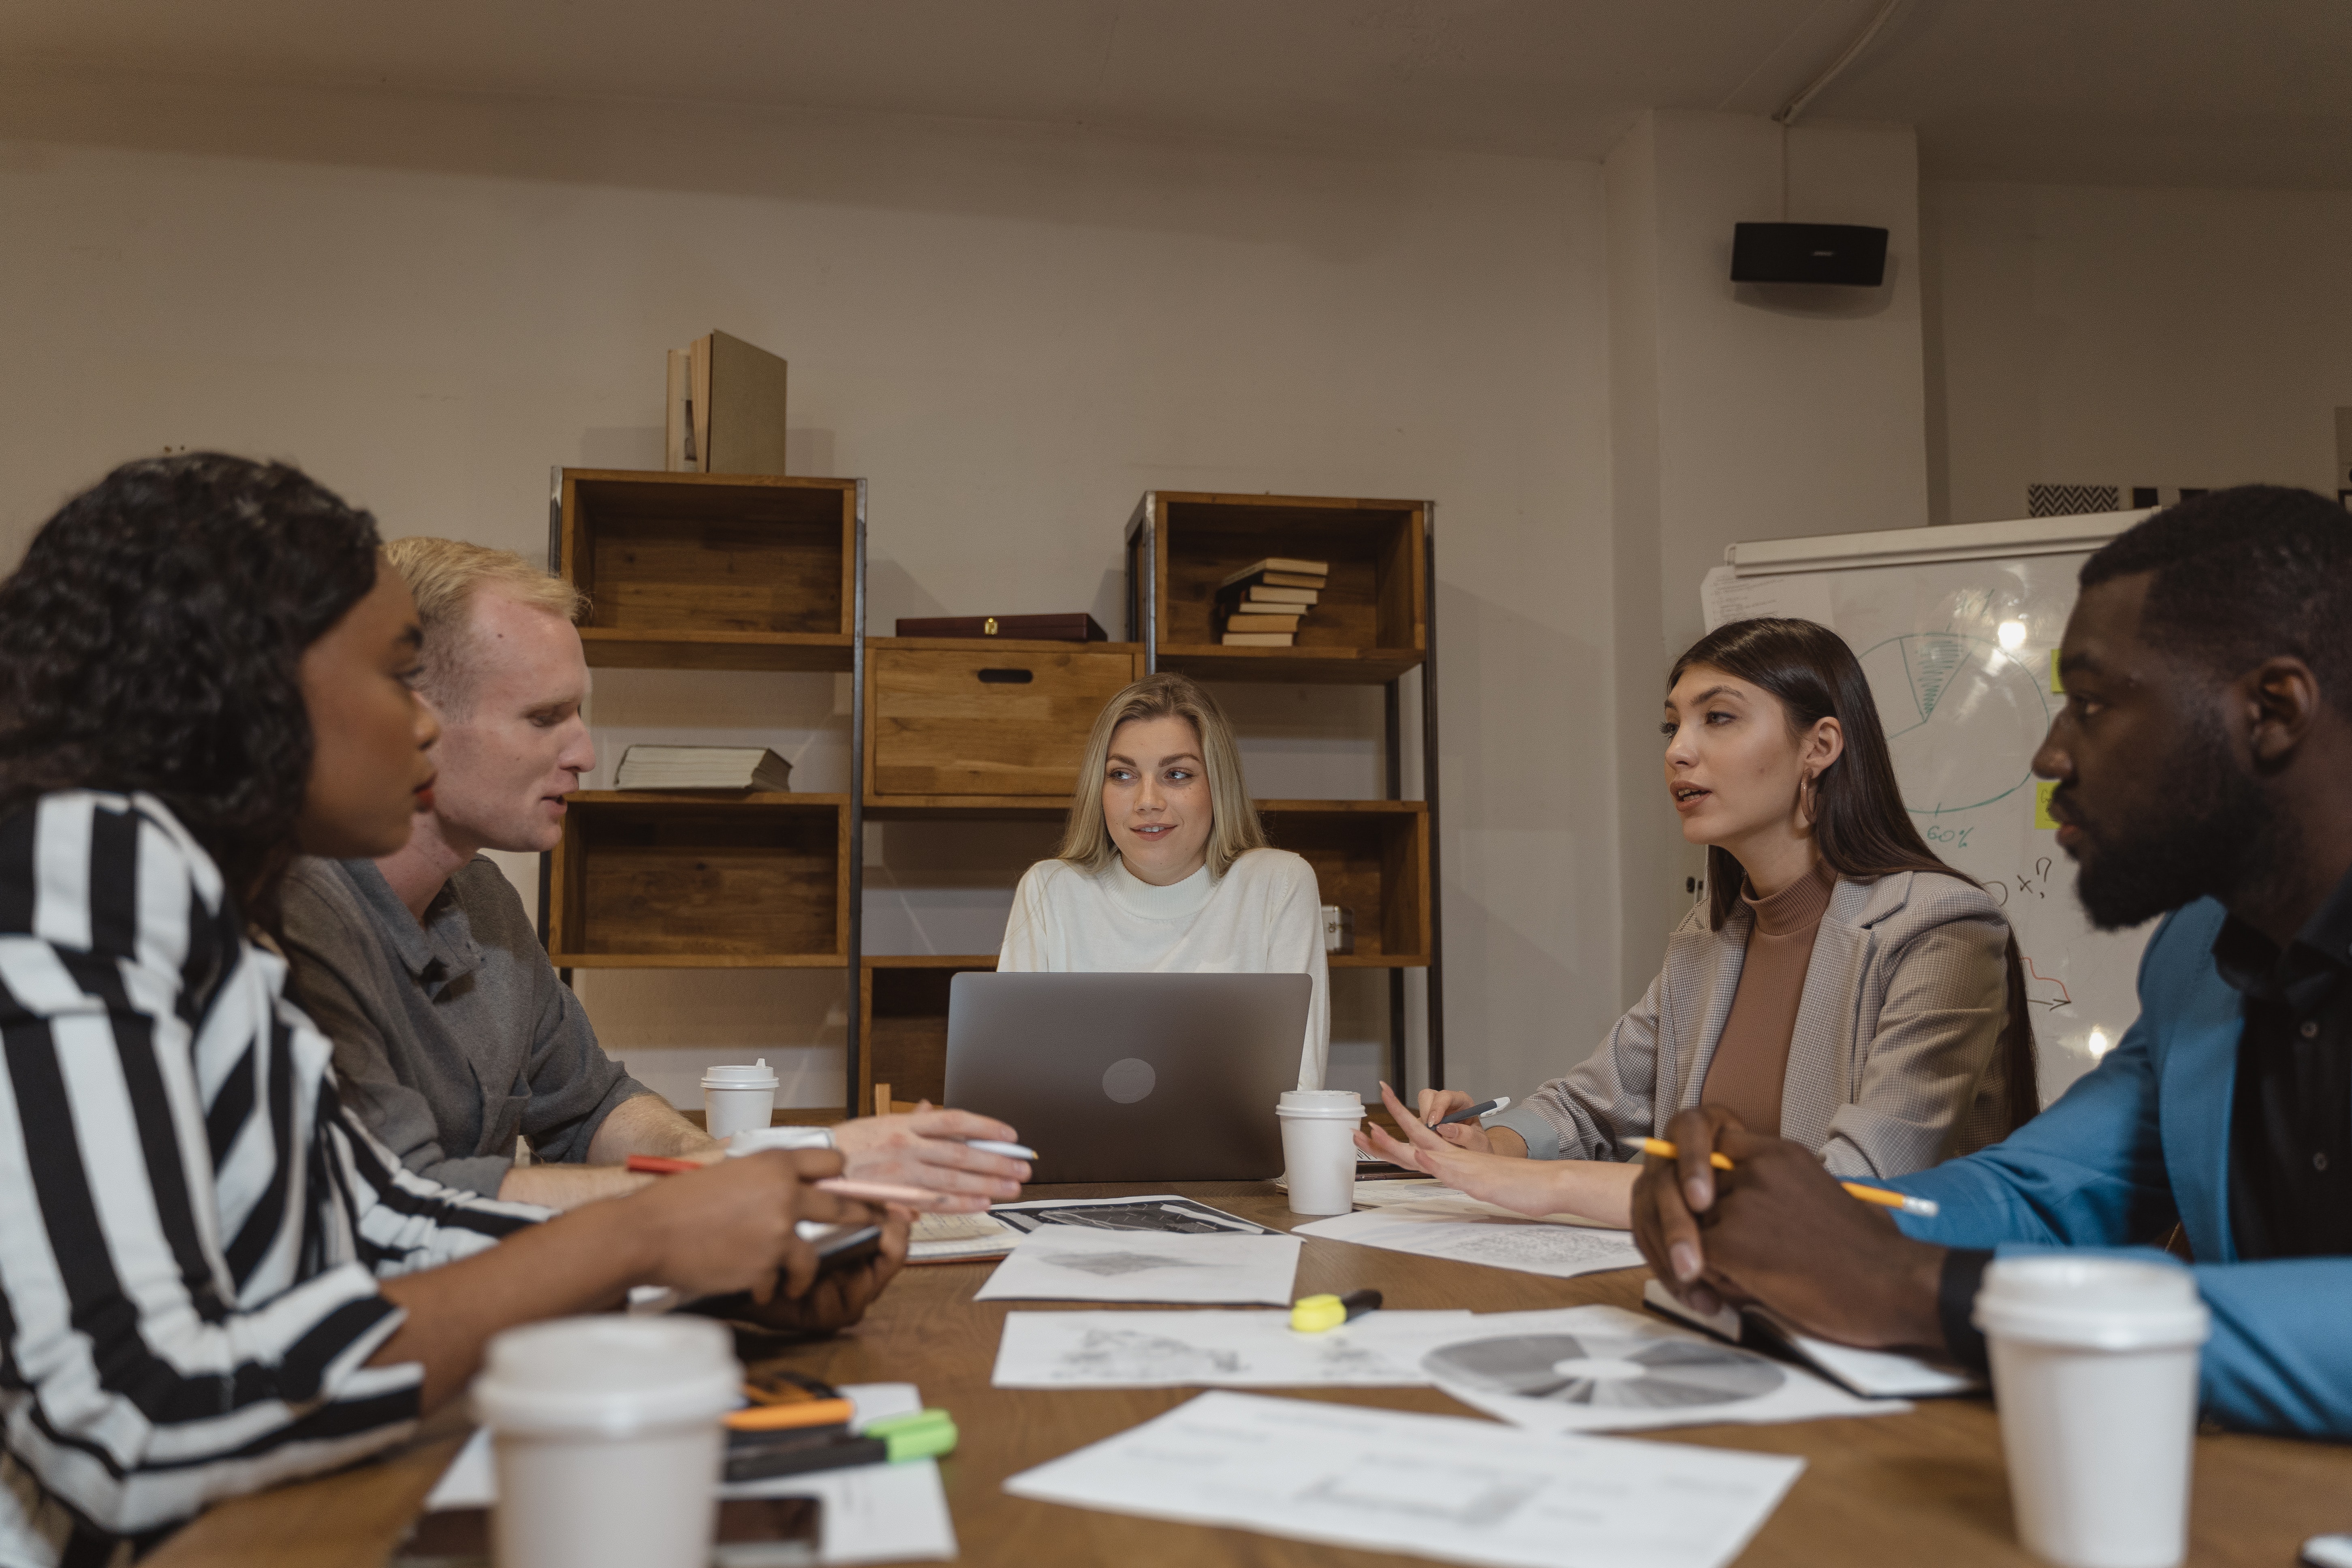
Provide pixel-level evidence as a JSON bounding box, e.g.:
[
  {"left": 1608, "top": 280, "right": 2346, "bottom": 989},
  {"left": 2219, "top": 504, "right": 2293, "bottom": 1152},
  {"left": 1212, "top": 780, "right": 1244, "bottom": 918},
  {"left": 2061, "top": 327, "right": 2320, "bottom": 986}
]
[
  {"left": 1924, "top": 181, "right": 2352, "bottom": 526},
  {"left": 0, "top": 75, "right": 1619, "bottom": 1109},
  {"left": 1606, "top": 111, "right": 1930, "bottom": 1000}
]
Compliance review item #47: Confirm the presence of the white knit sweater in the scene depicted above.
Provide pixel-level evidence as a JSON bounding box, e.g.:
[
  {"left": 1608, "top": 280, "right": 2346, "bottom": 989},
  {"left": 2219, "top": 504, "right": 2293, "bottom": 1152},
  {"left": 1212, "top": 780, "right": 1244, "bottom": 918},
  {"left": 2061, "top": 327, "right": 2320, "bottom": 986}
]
[{"left": 996, "top": 848, "right": 1331, "bottom": 1090}]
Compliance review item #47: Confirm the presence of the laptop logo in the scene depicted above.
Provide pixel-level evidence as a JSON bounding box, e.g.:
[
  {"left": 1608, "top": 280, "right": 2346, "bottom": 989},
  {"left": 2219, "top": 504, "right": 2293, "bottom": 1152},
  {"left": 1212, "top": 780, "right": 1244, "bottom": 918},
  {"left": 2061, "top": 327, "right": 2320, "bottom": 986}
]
[{"left": 1102, "top": 1057, "right": 1156, "bottom": 1104}]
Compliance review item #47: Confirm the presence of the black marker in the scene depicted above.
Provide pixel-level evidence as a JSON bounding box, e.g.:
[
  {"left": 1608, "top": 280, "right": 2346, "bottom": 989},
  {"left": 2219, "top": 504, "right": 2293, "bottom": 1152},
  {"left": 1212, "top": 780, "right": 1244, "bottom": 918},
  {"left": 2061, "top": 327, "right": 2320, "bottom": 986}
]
[{"left": 1436, "top": 1096, "right": 1509, "bottom": 1127}]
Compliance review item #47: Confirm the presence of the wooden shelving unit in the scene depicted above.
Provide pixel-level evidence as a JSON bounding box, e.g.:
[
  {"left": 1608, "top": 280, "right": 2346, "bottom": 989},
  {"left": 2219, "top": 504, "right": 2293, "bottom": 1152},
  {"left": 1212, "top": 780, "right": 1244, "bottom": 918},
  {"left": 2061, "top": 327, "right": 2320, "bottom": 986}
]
[
  {"left": 541, "top": 469, "right": 869, "bottom": 1101},
  {"left": 1127, "top": 490, "right": 1445, "bottom": 1085},
  {"left": 1128, "top": 492, "right": 1427, "bottom": 686},
  {"left": 547, "top": 793, "right": 850, "bottom": 968},
  {"left": 858, "top": 954, "right": 998, "bottom": 1112},
  {"left": 538, "top": 471, "right": 1442, "bottom": 1111}
]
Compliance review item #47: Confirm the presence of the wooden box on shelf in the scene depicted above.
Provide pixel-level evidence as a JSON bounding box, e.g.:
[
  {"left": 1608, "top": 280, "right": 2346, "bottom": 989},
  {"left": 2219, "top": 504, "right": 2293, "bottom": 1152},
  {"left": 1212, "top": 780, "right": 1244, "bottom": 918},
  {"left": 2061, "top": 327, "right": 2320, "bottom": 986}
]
[
  {"left": 1128, "top": 491, "right": 1427, "bottom": 684},
  {"left": 1257, "top": 799, "right": 1430, "bottom": 967},
  {"left": 858, "top": 955, "right": 999, "bottom": 1109},
  {"left": 863, "top": 637, "right": 1144, "bottom": 815},
  {"left": 547, "top": 793, "right": 851, "bottom": 968},
  {"left": 555, "top": 469, "right": 858, "bottom": 671}
]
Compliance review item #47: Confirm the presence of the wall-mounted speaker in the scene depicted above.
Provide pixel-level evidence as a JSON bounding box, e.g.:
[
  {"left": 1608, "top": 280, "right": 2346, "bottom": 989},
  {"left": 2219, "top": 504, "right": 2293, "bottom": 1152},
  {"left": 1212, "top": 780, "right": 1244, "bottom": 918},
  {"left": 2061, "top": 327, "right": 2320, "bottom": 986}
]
[{"left": 1730, "top": 222, "right": 1888, "bottom": 286}]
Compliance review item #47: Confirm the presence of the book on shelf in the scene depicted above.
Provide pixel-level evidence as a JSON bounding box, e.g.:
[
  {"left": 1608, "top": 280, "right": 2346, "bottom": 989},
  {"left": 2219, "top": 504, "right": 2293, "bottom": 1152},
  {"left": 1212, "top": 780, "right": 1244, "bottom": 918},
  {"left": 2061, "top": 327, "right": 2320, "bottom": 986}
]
[
  {"left": 893, "top": 613, "right": 1107, "bottom": 642},
  {"left": 1220, "top": 632, "right": 1295, "bottom": 647},
  {"left": 614, "top": 745, "right": 793, "bottom": 792},
  {"left": 1219, "top": 613, "right": 1302, "bottom": 634},
  {"left": 663, "top": 331, "right": 789, "bottom": 476},
  {"left": 1216, "top": 558, "right": 1330, "bottom": 592},
  {"left": 1221, "top": 584, "right": 1318, "bottom": 607}
]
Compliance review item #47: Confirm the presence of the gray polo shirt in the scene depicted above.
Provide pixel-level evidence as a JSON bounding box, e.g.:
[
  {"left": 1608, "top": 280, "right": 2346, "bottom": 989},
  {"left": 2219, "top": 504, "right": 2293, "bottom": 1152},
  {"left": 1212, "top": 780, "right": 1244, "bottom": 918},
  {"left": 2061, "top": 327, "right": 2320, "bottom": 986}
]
[{"left": 280, "top": 855, "right": 652, "bottom": 1196}]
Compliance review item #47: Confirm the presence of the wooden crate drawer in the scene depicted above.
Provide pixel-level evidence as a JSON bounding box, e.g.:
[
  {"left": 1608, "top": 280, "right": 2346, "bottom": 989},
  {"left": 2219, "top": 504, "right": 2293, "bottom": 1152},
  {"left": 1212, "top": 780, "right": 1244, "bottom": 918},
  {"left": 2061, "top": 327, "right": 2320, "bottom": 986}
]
[{"left": 868, "top": 641, "right": 1141, "bottom": 799}]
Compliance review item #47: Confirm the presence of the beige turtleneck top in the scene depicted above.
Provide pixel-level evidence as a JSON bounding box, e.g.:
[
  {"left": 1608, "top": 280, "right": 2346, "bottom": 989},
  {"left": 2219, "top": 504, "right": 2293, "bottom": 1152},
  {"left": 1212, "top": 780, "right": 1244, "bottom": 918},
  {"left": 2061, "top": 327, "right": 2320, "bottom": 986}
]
[{"left": 1700, "top": 857, "right": 1837, "bottom": 1136}]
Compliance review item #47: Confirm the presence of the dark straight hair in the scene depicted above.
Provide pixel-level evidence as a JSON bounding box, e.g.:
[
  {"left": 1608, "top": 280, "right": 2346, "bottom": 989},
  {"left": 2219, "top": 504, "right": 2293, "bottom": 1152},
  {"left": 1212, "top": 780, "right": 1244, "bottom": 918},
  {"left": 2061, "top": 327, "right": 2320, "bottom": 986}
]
[{"left": 1671, "top": 616, "right": 2038, "bottom": 1128}]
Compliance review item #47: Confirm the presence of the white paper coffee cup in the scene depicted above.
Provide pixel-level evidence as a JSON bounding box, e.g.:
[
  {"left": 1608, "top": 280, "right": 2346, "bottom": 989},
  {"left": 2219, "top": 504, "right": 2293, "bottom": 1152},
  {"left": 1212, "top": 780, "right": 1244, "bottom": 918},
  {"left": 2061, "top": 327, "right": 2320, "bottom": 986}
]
[
  {"left": 1974, "top": 1256, "right": 2211, "bottom": 1568},
  {"left": 1277, "top": 1090, "right": 1365, "bottom": 1216},
  {"left": 703, "top": 1059, "right": 780, "bottom": 1141},
  {"left": 473, "top": 1316, "right": 739, "bottom": 1568}
]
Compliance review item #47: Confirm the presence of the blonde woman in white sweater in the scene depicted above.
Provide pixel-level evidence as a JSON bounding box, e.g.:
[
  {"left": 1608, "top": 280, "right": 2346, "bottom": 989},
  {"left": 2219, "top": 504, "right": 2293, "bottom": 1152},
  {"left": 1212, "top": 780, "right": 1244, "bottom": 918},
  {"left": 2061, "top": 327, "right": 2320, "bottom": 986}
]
[{"left": 998, "top": 673, "right": 1331, "bottom": 1089}]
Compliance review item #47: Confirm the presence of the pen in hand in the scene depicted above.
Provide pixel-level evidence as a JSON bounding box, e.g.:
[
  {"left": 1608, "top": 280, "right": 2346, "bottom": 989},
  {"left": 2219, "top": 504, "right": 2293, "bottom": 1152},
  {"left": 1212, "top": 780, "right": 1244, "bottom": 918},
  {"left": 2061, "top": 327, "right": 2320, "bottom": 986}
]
[
  {"left": 1436, "top": 1096, "right": 1509, "bottom": 1127},
  {"left": 1630, "top": 1137, "right": 1939, "bottom": 1218}
]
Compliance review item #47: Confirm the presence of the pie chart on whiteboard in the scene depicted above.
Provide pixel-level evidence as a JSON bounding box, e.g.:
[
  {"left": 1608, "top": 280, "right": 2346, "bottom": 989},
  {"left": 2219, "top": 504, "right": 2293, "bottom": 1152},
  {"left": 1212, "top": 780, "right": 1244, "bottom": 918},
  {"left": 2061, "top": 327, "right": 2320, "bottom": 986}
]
[{"left": 1857, "top": 633, "right": 2052, "bottom": 819}]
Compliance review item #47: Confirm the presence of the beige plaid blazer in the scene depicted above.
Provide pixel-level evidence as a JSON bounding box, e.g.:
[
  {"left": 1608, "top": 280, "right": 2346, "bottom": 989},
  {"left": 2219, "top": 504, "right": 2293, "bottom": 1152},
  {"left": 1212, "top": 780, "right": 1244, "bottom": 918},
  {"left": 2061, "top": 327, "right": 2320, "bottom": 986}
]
[{"left": 1490, "top": 870, "right": 2013, "bottom": 1179}]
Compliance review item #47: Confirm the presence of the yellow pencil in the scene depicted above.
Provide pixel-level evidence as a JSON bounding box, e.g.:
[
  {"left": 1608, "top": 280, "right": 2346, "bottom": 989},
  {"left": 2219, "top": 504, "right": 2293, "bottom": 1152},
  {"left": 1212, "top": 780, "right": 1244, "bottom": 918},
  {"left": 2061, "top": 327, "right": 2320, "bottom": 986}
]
[{"left": 1630, "top": 1137, "right": 1940, "bottom": 1218}]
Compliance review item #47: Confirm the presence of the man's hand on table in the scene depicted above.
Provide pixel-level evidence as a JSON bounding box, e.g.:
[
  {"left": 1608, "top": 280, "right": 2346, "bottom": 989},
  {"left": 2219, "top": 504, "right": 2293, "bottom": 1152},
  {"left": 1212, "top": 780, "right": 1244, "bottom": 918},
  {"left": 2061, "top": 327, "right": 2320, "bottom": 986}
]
[
  {"left": 1630, "top": 1105, "right": 1950, "bottom": 1352},
  {"left": 833, "top": 1107, "right": 1032, "bottom": 1211},
  {"left": 731, "top": 1206, "right": 912, "bottom": 1336}
]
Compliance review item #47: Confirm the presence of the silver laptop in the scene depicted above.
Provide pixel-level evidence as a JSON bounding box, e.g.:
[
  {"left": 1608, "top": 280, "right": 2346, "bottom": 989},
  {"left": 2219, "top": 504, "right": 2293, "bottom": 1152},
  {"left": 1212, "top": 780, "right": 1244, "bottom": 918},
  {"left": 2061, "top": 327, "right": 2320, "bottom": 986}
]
[{"left": 942, "top": 972, "right": 1311, "bottom": 1183}]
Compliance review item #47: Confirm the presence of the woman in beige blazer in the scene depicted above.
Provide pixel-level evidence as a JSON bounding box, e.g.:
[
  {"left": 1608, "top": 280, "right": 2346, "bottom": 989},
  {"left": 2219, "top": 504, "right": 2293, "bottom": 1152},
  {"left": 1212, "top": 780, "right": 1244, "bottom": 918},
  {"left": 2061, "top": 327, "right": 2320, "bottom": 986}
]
[{"left": 1362, "top": 616, "right": 2035, "bottom": 1225}]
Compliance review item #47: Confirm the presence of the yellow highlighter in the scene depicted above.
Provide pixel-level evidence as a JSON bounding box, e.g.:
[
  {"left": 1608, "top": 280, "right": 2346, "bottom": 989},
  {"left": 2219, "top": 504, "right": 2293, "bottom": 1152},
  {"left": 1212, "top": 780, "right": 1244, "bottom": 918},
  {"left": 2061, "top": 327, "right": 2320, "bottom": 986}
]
[
  {"left": 1291, "top": 1289, "right": 1382, "bottom": 1333},
  {"left": 1631, "top": 1137, "right": 1939, "bottom": 1218}
]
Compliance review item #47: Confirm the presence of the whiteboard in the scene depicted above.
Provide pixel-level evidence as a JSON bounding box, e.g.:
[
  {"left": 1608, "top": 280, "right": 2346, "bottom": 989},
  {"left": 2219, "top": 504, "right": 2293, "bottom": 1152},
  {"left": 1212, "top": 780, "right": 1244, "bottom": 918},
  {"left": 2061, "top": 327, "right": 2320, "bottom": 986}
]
[{"left": 1700, "top": 511, "right": 2155, "bottom": 1105}]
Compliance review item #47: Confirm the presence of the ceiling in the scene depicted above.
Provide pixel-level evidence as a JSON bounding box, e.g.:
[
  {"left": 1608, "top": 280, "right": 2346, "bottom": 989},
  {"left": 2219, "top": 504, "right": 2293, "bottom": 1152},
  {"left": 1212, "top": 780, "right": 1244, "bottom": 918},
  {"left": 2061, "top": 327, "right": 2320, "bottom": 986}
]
[{"left": 3, "top": 0, "right": 2347, "bottom": 187}]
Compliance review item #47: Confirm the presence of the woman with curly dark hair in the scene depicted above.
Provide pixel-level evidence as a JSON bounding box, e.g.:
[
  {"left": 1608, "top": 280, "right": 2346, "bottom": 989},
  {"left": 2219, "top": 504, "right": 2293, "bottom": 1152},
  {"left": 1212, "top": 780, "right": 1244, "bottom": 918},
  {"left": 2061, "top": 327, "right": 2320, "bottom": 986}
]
[{"left": 0, "top": 455, "right": 904, "bottom": 1563}]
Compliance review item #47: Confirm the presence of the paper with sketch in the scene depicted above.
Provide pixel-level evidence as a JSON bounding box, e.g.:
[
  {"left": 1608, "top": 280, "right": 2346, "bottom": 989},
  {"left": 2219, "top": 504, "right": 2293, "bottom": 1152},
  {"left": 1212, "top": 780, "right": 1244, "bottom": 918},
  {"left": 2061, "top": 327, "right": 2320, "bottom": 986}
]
[
  {"left": 1699, "top": 564, "right": 1836, "bottom": 634},
  {"left": 1005, "top": 1390, "right": 1804, "bottom": 1568},
  {"left": 985, "top": 1193, "right": 1275, "bottom": 1236},
  {"left": 423, "top": 1384, "right": 954, "bottom": 1566},
  {"left": 1424, "top": 1305, "right": 1903, "bottom": 1434},
  {"left": 1343, "top": 1184, "right": 1619, "bottom": 1227},
  {"left": 993, "top": 1309, "right": 1477, "bottom": 1389},
  {"left": 974, "top": 1222, "right": 1301, "bottom": 1304},
  {"left": 1293, "top": 1200, "right": 1646, "bottom": 1280}
]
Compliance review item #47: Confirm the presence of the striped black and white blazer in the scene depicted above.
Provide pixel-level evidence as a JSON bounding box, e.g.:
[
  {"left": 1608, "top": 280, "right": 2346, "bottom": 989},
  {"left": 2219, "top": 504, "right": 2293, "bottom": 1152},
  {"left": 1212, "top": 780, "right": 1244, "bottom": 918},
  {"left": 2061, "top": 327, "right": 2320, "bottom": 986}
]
[{"left": 0, "top": 791, "right": 543, "bottom": 1564}]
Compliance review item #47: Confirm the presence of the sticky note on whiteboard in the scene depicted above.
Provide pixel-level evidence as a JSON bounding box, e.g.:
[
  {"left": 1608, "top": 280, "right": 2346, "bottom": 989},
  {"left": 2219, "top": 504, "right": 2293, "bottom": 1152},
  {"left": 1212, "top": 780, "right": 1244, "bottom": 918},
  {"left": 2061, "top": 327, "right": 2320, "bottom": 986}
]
[
  {"left": 2050, "top": 649, "right": 2063, "bottom": 693},
  {"left": 2035, "top": 781, "right": 2060, "bottom": 829}
]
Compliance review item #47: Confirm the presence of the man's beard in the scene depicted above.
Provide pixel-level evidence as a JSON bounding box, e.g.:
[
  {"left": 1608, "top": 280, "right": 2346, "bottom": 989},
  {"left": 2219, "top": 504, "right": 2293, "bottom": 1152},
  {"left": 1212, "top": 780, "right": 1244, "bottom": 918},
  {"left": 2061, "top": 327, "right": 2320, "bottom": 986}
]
[{"left": 2068, "top": 714, "right": 2284, "bottom": 930}]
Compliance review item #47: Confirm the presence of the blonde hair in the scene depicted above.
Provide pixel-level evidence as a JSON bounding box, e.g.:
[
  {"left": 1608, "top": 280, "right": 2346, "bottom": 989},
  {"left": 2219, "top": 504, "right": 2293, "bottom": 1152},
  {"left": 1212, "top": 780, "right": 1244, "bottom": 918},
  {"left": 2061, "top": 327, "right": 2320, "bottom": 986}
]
[
  {"left": 382, "top": 537, "right": 588, "bottom": 715},
  {"left": 1057, "top": 673, "right": 1266, "bottom": 877}
]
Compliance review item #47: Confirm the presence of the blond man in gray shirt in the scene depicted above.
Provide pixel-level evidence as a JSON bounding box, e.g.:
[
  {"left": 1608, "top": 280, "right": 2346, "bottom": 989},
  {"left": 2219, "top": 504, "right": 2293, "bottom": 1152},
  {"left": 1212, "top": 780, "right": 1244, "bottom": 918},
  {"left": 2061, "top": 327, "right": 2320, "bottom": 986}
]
[{"left": 282, "top": 538, "right": 1030, "bottom": 1210}]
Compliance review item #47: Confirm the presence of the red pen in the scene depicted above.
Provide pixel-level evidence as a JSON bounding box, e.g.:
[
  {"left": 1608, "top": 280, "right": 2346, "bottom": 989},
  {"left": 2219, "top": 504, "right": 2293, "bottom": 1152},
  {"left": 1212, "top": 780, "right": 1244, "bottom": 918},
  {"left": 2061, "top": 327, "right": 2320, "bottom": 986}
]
[{"left": 626, "top": 1155, "right": 701, "bottom": 1175}]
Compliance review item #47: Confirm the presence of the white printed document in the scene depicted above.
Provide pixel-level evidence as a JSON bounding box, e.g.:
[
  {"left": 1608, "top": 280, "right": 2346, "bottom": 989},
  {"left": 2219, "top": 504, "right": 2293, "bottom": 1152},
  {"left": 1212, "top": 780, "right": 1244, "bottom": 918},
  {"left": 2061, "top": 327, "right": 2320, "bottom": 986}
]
[
  {"left": 1004, "top": 1390, "right": 1805, "bottom": 1568},
  {"left": 974, "top": 1222, "right": 1301, "bottom": 1305},
  {"left": 1293, "top": 1199, "right": 1645, "bottom": 1280},
  {"left": 1423, "top": 1305, "right": 1903, "bottom": 1434},
  {"left": 993, "top": 1309, "right": 1476, "bottom": 1389}
]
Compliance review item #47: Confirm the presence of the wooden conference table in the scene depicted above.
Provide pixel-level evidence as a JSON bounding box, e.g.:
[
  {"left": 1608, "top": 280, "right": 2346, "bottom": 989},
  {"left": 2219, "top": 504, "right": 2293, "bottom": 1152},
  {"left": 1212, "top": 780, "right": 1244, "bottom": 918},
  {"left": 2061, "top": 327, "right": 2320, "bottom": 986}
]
[{"left": 151, "top": 1181, "right": 2352, "bottom": 1568}]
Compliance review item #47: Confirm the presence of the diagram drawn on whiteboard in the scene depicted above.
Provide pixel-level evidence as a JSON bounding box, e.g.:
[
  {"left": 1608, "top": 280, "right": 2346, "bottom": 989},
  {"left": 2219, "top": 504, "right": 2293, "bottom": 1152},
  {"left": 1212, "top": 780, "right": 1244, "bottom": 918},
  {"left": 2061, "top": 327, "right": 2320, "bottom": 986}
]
[{"left": 1859, "top": 632, "right": 2051, "bottom": 818}]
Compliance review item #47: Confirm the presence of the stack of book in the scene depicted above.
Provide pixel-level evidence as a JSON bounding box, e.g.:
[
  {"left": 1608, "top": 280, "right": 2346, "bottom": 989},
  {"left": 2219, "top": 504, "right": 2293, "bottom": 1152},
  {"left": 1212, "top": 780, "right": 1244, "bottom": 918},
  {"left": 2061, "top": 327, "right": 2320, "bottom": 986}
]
[
  {"left": 614, "top": 745, "right": 793, "bottom": 792},
  {"left": 1213, "top": 558, "right": 1329, "bottom": 647}
]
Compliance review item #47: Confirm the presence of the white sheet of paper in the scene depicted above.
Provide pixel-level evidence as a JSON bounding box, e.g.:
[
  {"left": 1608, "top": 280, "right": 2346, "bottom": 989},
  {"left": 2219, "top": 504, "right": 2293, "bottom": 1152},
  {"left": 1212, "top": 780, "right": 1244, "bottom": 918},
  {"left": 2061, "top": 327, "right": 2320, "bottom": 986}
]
[
  {"left": 993, "top": 1309, "right": 1477, "bottom": 1389},
  {"left": 974, "top": 1222, "right": 1301, "bottom": 1304},
  {"left": 1005, "top": 1390, "right": 1804, "bottom": 1568},
  {"left": 1699, "top": 564, "right": 1837, "bottom": 634},
  {"left": 1423, "top": 1305, "right": 1906, "bottom": 1434},
  {"left": 1293, "top": 1202, "right": 1646, "bottom": 1280},
  {"left": 422, "top": 1383, "right": 953, "bottom": 1566}
]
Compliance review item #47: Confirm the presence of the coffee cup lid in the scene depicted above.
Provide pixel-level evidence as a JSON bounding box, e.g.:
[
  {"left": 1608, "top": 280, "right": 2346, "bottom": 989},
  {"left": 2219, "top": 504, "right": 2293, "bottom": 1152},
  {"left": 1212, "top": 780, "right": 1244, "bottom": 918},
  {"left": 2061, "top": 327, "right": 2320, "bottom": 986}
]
[
  {"left": 1276, "top": 1089, "right": 1366, "bottom": 1119},
  {"left": 474, "top": 1316, "right": 740, "bottom": 1437},
  {"left": 704, "top": 1058, "right": 780, "bottom": 1089},
  {"left": 1972, "top": 1256, "right": 2211, "bottom": 1351}
]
